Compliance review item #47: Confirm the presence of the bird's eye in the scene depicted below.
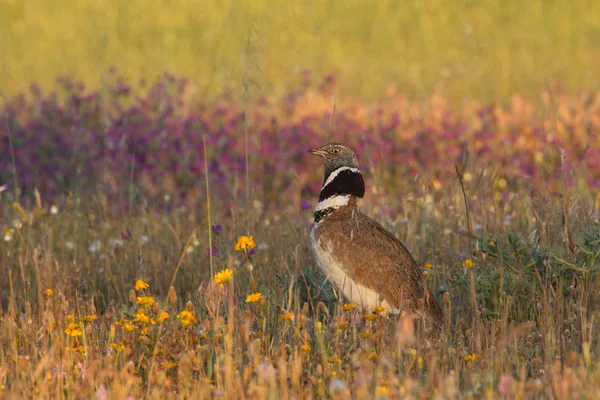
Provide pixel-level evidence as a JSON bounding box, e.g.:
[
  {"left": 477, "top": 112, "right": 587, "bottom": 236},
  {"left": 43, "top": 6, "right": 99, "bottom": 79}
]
[{"left": 330, "top": 148, "right": 341, "bottom": 154}]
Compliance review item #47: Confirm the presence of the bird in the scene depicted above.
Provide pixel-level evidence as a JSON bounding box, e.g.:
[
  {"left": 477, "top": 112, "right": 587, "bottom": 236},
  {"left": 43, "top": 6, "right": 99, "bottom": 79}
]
[{"left": 308, "top": 143, "right": 444, "bottom": 330}]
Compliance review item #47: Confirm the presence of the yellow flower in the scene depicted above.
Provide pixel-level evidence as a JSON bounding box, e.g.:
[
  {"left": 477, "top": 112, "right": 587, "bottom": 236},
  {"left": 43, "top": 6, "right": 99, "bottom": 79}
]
[
  {"left": 424, "top": 262, "right": 433, "bottom": 269},
  {"left": 122, "top": 321, "right": 138, "bottom": 332},
  {"left": 134, "top": 308, "right": 152, "bottom": 324},
  {"left": 110, "top": 342, "right": 126, "bottom": 352},
  {"left": 337, "top": 321, "right": 349, "bottom": 330},
  {"left": 66, "top": 314, "right": 76, "bottom": 322},
  {"left": 157, "top": 311, "right": 170, "bottom": 322},
  {"left": 342, "top": 302, "right": 356, "bottom": 311},
  {"left": 161, "top": 360, "right": 176, "bottom": 370},
  {"left": 66, "top": 342, "right": 86, "bottom": 353},
  {"left": 213, "top": 269, "right": 233, "bottom": 287},
  {"left": 136, "top": 296, "right": 155, "bottom": 306},
  {"left": 83, "top": 314, "right": 97, "bottom": 323},
  {"left": 359, "top": 332, "right": 372, "bottom": 339},
  {"left": 375, "top": 386, "right": 388, "bottom": 395},
  {"left": 43, "top": 288, "right": 54, "bottom": 297},
  {"left": 235, "top": 235, "right": 256, "bottom": 251},
  {"left": 65, "top": 322, "right": 83, "bottom": 337},
  {"left": 279, "top": 312, "right": 294, "bottom": 321},
  {"left": 462, "top": 258, "right": 475, "bottom": 268},
  {"left": 372, "top": 305, "right": 387, "bottom": 314},
  {"left": 300, "top": 344, "right": 312, "bottom": 352},
  {"left": 245, "top": 292, "right": 262, "bottom": 303},
  {"left": 363, "top": 313, "right": 377, "bottom": 321},
  {"left": 176, "top": 310, "right": 198, "bottom": 326},
  {"left": 488, "top": 239, "right": 496, "bottom": 247},
  {"left": 135, "top": 279, "right": 150, "bottom": 291},
  {"left": 417, "top": 356, "right": 424, "bottom": 369},
  {"left": 464, "top": 353, "right": 477, "bottom": 362},
  {"left": 409, "top": 348, "right": 417, "bottom": 357},
  {"left": 368, "top": 352, "right": 378, "bottom": 360}
]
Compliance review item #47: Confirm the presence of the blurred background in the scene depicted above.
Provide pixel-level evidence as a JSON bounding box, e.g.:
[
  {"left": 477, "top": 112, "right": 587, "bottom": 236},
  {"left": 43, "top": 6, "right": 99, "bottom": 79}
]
[{"left": 2, "top": 0, "right": 599, "bottom": 104}]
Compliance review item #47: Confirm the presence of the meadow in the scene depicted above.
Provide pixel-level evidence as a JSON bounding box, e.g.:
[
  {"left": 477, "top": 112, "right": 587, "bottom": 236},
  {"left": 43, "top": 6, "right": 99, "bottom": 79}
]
[
  {"left": 2, "top": 1, "right": 600, "bottom": 398},
  {"left": 1, "top": 73, "right": 600, "bottom": 398}
]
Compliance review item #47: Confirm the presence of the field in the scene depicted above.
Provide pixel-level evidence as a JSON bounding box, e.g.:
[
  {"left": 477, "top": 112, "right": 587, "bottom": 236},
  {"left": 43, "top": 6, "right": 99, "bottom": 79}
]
[
  {"left": 2, "top": 1, "right": 600, "bottom": 399},
  {"left": 1, "top": 74, "right": 599, "bottom": 398}
]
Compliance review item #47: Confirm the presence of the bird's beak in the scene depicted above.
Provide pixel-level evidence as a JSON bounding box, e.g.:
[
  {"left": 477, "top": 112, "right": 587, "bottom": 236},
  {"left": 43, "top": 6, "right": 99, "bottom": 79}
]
[{"left": 308, "top": 147, "right": 327, "bottom": 158}]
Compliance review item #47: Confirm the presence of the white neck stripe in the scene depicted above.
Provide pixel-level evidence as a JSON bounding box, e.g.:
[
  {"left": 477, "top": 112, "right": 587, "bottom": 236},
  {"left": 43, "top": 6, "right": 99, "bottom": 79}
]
[
  {"left": 315, "top": 195, "right": 350, "bottom": 212},
  {"left": 322, "top": 167, "right": 361, "bottom": 190}
]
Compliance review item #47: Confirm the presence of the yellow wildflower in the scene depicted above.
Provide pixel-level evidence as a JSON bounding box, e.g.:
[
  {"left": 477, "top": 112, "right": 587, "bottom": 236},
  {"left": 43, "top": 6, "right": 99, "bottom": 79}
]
[
  {"left": 279, "top": 312, "right": 294, "bottom": 321},
  {"left": 66, "top": 314, "right": 76, "bottom": 322},
  {"left": 363, "top": 313, "right": 377, "bottom": 321},
  {"left": 213, "top": 269, "right": 233, "bottom": 287},
  {"left": 372, "top": 305, "right": 387, "bottom": 314},
  {"left": 136, "top": 296, "right": 155, "bottom": 306},
  {"left": 66, "top": 342, "right": 85, "bottom": 353},
  {"left": 245, "top": 292, "right": 262, "bottom": 303},
  {"left": 235, "top": 235, "right": 256, "bottom": 251},
  {"left": 417, "top": 356, "right": 424, "bottom": 369},
  {"left": 300, "top": 344, "right": 312, "bottom": 352},
  {"left": 176, "top": 310, "right": 198, "bottom": 327},
  {"left": 83, "top": 314, "right": 97, "bottom": 323},
  {"left": 337, "top": 321, "right": 349, "bottom": 330},
  {"left": 462, "top": 258, "right": 475, "bottom": 268},
  {"left": 43, "top": 288, "right": 54, "bottom": 297},
  {"left": 122, "top": 321, "right": 138, "bottom": 332},
  {"left": 368, "top": 352, "right": 378, "bottom": 360},
  {"left": 342, "top": 302, "right": 356, "bottom": 311},
  {"left": 135, "top": 279, "right": 150, "bottom": 291},
  {"left": 65, "top": 323, "right": 83, "bottom": 337},
  {"left": 359, "top": 332, "right": 372, "bottom": 339},
  {"left": 464, "top": 353, "right": 477, "bottom": 362},
  {"left": 424, "top": 262, "right": 433, "bottom": 269},
  {"left": 409, "top": 348, "right": 417, "bottom": 357},
  {"left": 157, "top": 311, "right": 170, "bottom": 322},
  {"left": 375, "top": 386, "right": 388, "bottom": 395},
  {"left": 134, "top": 308, "right": 152, "bottom": 324},
  {"left": 110, "top": 342, "right": 126, "bottom": 352},
  {"left": 488, "top": 239, "right": 496, "bottom": 247},
  {"left": 161, "top": 360, "right": 176, "bottom": 370}
]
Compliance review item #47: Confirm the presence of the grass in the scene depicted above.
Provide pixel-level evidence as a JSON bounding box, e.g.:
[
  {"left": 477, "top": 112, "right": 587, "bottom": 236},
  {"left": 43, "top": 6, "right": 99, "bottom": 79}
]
[{"left": 1, "top": 0, "right": 600, "bottom": 102}]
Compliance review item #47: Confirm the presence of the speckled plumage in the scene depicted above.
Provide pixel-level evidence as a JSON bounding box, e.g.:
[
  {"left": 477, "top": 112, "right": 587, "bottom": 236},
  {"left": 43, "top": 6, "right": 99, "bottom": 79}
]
[{"left": 309, "top": 143, "right": 444, "bottom": 329}]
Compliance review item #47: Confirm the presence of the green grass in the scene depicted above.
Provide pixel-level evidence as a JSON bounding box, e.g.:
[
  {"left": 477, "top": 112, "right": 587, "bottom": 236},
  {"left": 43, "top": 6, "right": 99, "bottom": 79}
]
[{"left": 1, "top": 0, "right": 599, "bottom": 102}]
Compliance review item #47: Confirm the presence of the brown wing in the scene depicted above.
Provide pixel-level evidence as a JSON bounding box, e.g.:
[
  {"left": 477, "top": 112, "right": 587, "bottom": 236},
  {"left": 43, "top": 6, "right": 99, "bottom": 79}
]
[{"left": 322, "top": 211, "right": 426, "bottom": 313}]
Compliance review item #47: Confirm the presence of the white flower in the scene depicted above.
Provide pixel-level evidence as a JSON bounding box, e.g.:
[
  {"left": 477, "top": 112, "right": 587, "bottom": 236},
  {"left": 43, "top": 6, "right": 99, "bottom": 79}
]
[
  {"left": 139, "top": 235, "right": 149, "bottom": 245},
  {"left": 65, "top": 240, "right": 75, "bottom": 250},
  {"left": 89, "top": 240, "right": 102, "bottom": 253},
  {"left": 108, "top": 238, "right": 124, "bottom": 248},
  {"left": 4, "top": 230, "right": 13, "bottom": 241},
  {"left": 12, "top": 220, "right": 22, "bottom": 229},
  {"left": 50, "top": 205, "right": 59, "bottom": 215}
]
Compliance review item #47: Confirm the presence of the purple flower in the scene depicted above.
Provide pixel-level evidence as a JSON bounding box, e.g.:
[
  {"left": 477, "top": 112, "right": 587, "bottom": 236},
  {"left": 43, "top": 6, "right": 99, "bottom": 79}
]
[
  {"left": 212, "top": 225, "right": 223, "bottom": 234},
  {"left": 206, "top": 246, "right": 219, "bottom": 257},
  {"left": 300, "top": 198, "right": 312, "bottom": 211}
]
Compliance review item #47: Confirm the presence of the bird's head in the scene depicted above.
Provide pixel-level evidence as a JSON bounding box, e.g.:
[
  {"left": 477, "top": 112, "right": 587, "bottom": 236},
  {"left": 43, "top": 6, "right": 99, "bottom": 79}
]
[{"left": 308, "top": 143, "right": 360, "bottom": 173}]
